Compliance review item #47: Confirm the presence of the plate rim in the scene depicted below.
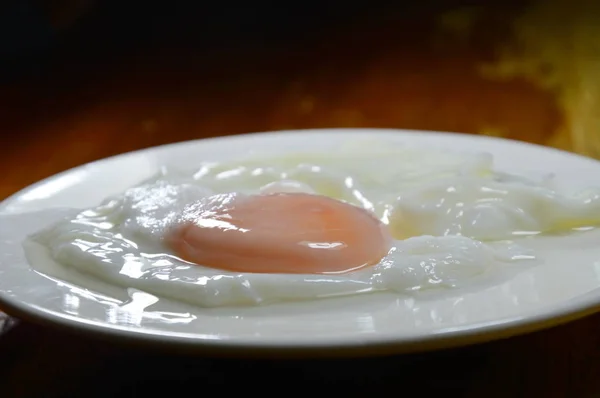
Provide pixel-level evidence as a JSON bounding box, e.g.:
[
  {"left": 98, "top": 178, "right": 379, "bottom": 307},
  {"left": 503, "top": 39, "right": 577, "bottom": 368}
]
[
  {"left": 3, "top": 127, "right": 592, "bottom": 209},
  {"left": 2, "top": 127, "right": 600, "bottom": 357},
  {"left": 1, "top": 283, "right": 599, "bottom": 358}
]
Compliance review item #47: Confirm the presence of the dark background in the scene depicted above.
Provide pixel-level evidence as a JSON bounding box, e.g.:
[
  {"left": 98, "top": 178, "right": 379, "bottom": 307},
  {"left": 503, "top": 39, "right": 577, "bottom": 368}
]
[{"left": 0, "top": 0, "right": 516, "bottom": 78}]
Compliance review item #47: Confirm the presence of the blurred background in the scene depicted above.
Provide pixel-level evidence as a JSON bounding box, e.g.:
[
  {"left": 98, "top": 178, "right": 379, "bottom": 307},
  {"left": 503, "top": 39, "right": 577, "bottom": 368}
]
[{"left": 0, "top": 0, "right": 598, "bottom": 198}]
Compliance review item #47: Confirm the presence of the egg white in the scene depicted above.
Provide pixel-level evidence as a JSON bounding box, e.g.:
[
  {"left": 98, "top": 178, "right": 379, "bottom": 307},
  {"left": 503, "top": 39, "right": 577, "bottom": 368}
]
[{"left": 27, "top": 145, "right": 600, "bottom": 308}]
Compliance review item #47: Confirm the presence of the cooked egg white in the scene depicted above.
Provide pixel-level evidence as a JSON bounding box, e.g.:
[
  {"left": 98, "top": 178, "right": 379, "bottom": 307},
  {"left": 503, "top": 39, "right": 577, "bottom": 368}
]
[{"left": 27, "top": 145, "right": 600, "bottom": 308}]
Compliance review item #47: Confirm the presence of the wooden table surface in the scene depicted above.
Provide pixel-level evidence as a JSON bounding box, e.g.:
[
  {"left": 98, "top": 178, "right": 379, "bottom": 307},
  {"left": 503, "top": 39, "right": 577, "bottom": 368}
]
[{"left": 1, "top": 2, "right": 598, "bottom": 397}]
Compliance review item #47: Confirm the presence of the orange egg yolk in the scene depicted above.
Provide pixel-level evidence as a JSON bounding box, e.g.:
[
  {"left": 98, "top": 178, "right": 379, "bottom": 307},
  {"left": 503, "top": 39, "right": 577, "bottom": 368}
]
[{"left": 166, "top": 192, "right": 392, "bottom": 274}]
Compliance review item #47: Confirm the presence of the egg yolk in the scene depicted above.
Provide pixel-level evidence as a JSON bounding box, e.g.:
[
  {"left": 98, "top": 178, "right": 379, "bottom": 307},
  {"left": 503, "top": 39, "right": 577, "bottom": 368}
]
[{"left": 166, "top": 192, "right": 392, "bottom": 274}]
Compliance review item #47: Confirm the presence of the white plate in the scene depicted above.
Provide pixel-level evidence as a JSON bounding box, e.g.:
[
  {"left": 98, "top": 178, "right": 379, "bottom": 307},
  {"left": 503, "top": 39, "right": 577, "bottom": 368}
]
[{"left": 2, "top": 128, "right": 600, "bottom": 357}]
